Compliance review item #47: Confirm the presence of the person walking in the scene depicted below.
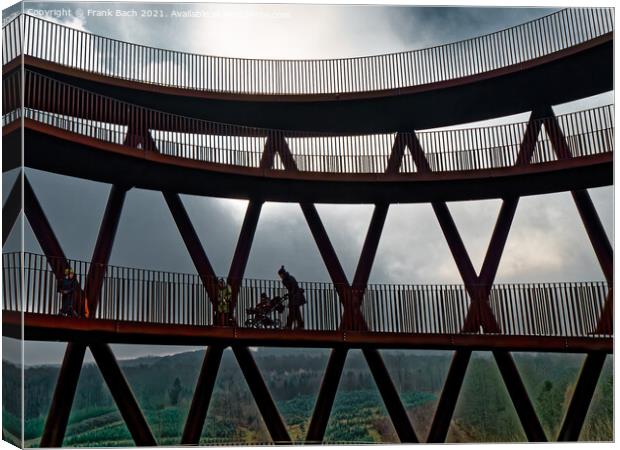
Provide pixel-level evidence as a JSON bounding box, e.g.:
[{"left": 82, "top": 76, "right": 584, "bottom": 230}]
[{"left": 277, "top": 266, "right": 305, "bottom": 330}]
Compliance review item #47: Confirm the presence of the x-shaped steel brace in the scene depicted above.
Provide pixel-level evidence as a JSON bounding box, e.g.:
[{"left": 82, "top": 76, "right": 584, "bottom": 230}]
[
  {"left": 271, "top": 134, "right": 419, "bottom": 442},
  {"left": 395, "top": 112, "right": 550, "bottom": 443},
  {"left": 159, "top": 134, "right": 291, "bottom": 444},
  {"left": 21, "top": 176, "right": 157, "bottom": 446}
]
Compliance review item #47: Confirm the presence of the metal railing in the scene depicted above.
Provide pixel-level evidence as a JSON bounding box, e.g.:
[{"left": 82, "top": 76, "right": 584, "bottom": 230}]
[
  {"left": 2, "top": 8, "right": 613, "bottom": 95},
  {"left": 3, "top": 70, "right": 614, "bottom": 175},
  {"left": 3, "top": 252, "right": 611, "bottom": 338}
]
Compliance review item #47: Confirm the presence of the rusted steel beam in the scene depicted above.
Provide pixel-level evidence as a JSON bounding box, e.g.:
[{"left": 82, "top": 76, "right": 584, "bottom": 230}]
[
  {"left": 306, "top": 348, "right": 348, "bottom": 443},
  {"left": 493, "top": 351, "right": 547, "bottom": 441},
  {"left": 571, "top": 189, "right": 613, "bottom": 284},
  {"left": 39, "top": 343, "right": 87, "bottom": 447},
  {"left": 431, "top": 202, "right": 479, "bottom": 291},
  {"left": 299, "top": 202, "right": 349, "bottom": 293},
  {"left": 352, "top": 203, "right": 389, "bottom": 291},
  {"left": 181, "top": 345, "right": 225, "bottom": 444},
  {"left": 162, "top": 191, "right": 218, "bottom": 302},
  {"left": 86, "top": 185, "right": 128, "bottom": 313},
  {"left": 557, "top": 352, "right": 607, "bottom": 441},
  {"left": 385, "top": 133, "right": 408, "bottom": 174},
  {"left": 478, "top": 197, "right": 519, "bottom": 290},
  {"left": 427, "top": 350, "right": 471, "bottom": 443},
  {"left": 232, "top": 346, "right": 291, "bottom": 443},
  {"left": 2, "top": 173, "right": 21, "bottom": 246},
  {"left": 23, "top": 176, "right": 67, "bottom": 277},
  {"left": 349, "top": 202, "right": 389, "bottom": 328},
  {"left": 89, "top": 343, "right": 157, "bottom": 446},
  {"left": 363, "top": 348, "right": 419, "bottom": 443},
  {"left": 541, "top": 109, "right": 573, "bottom": 160},
  {"left": 515, "top": 109, "right": 546, "bottom": 165},
  {"left": 228, "top": 200, "right": 263, "bottom": 312},
  {"left": 403, "top": 132, "right": 432, "bottom": 173},
  {"left": 260, "top": 135, "right": 278, "bottom": 169}
]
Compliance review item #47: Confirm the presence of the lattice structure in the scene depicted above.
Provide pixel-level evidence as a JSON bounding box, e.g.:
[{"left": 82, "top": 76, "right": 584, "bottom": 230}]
[{"left": 3, "top": 98, "right": 611, "bottom": 444}]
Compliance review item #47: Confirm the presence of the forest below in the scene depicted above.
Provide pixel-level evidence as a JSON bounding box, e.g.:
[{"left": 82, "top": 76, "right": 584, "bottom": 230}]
[{"left": 2, "top": 348, "right": 613, "bottom": 447}]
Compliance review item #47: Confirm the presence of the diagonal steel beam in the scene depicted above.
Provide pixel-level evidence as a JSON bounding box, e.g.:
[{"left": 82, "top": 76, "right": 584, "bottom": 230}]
[
  {"left": 163, "top": 191, "right": 218, "bottom": 302},
  {"left": 427, "top": 350, "right": 472, "bottom": 443},
  {"left": 23, "top": 176, "right": 67, "bottom": 277},
  {"left": 86, "top": 185, "right": 129, "bottom": 313},
  {"left": 181, "top": 345, "right": 225, "bottom": 444},
  {"left": 89, "top": 343, "right": 157, "bottom": 446},
  {"left": 232, "top": 346, "right": 291, "bottom": 443},
  {"left": 557, "top": 352, "right": 608, "bottom": 441},
  {"left": 39, "top": 343, "right": 87, "bottom": 447},
  {"left": 2, "top": 173, "right": 22, "bottom": 247},
  {"left": 363, "top": 348, "right": 419, "bottom": 443},
  {"left": 228, "top": 199, "right": 264, "bottom": 311},
  {"left": 571, "top": 190, "right": 613, "bottom": 284},
  {"left": 305, "top": 347, "right": 348, "bottom": 443},
  {"left": 493, "top": 351, "right": 547, "bottom": 441}
]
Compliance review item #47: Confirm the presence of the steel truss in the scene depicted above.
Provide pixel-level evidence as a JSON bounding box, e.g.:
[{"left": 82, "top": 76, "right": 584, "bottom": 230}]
[{"left": 3, "top": 106, "right": 612, "bottom": 446}]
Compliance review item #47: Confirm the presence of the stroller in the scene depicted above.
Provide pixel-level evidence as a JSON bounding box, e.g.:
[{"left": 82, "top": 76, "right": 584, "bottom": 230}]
[{"left": 245, "top": 293, "right": 288, "bottom": 329}]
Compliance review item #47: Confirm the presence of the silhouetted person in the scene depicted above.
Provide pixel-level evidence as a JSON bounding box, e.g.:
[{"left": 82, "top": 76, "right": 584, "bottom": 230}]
[
  {"left": 216, "top": 277, "right": 232, "bottom": 326},
  {"left": 278, "top": 266, "right": 305, "bottom": 330},
  {"left": 58, "top": 268, "right": 78, "bottom": 317}
]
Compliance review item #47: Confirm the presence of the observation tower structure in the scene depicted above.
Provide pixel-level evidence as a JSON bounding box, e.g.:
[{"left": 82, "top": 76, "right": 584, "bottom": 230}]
[{"left": 1, "top": 8, "right": 614, "bottom": 445}]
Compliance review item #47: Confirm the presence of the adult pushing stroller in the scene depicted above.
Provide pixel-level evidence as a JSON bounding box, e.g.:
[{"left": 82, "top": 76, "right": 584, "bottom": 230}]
[{"left": 245, "top": 293, "right": 288, "bottom": 329}]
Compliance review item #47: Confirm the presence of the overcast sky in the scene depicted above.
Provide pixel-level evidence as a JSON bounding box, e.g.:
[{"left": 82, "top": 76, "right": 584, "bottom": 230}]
[{"left": 2, "top": 1, "right": 614, "bottom": 365}]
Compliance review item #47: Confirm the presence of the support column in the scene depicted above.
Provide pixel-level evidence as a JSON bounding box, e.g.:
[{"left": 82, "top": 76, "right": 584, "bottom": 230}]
[
  {"left": 181, "top": 345, "right": 225, "bottom": 444},
  {"left": 363, "top": 348, "right": 419, "bottom": 443},
  {"left": 557, "top": 352, "right": 607, "bottom": 441},
  {"left": 571, "top": 190, "right": 613, "bottom": 283},
  {"left": 493, "top": 351, "right": 547, "bottom": 441},
  {"left": 23, "top": 177, "right": 67, "bottom": 276},
  {"left": 39, "top": 344, "right": 87, "bottom": 447},
  {"left": 2, "top": 174, "right": 21, "bottom": 247},
  {"left": 228, "top": 200, "right": 263, "bottom": 312},
  {"left": 163, "top": 191, "right": 218, "bottom": 302},
  {"left": 86, "top": 185, "right": 129, "bottom": 312},
  {"left": 232, "top": 346, "right": 291, "bottom": 443},
  {"left": 427, "top": 350, "right": 472, "bottom": 443},
  {"left": 305, "top": 348, "right": 348, "bottom": 443},
  {"left": 90, "top": 343, "right": 157, "bottom": 446}
]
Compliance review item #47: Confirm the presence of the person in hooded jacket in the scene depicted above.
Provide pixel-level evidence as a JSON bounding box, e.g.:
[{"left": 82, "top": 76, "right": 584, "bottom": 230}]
[
  {"left": 57, "top": 268, "right": 78, "bottom": 317},
  {"left": 277, "top": 265, "right": 305, "bottom": 330}
]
